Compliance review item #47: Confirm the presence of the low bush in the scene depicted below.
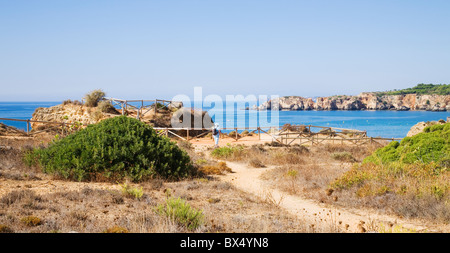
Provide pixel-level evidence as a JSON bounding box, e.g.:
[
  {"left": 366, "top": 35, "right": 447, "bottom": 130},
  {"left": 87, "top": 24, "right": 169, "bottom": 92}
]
[
  {"left": 103, "top": 226, "right": 129, "bottom": 233},
  {"left": 27, "top": 116, "right": 194, "bottom": 182},
  {"left": 84, "top": 89, "right": 106, "bottom": 107},
  {"left": 331, "top": 151, "right": 356, "bottom": 162},
  {"left": 210, "top": 144, "right": 243, "bottom": 159},
  {"left": 330, "top": 122, "right": 450, "bottom": 221},
  {"left": 20, "top": 216, "right": 41, "bottom": 227},
  {"left": 198, "top": 161, "right": 232, "bottom": 175},
  {"left": 364, "top": 123, "right": 450, "bottom": 166},
  {"left": 119, "top": 182, "right": 144, "bottom": 200},
  {"left": 156, "top": 197, "right": 204, "bottom": 230}
]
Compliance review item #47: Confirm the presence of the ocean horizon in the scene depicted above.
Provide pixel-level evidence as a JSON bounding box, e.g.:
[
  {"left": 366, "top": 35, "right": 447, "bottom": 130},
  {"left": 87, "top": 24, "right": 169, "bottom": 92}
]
[{"left": 1, "top": 101, "right": 449, "bottom": 139}]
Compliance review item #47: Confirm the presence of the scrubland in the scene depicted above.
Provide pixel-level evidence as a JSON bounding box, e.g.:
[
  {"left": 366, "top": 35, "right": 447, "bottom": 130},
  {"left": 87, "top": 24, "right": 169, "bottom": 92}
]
[{"left": 2, "top": 120, "right": 449, "bottom": 233}]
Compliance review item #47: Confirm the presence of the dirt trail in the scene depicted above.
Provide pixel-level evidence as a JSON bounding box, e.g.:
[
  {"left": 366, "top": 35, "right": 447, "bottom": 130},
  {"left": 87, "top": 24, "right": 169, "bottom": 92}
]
[{"left": 218, "top": 161, "right": 437, "bottom": 233}]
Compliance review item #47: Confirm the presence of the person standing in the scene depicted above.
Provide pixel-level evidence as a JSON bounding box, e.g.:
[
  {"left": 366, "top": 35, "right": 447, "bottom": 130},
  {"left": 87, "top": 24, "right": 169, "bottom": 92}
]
[{"left": 212, "top": 123, "right": 221, "bottom": 148}]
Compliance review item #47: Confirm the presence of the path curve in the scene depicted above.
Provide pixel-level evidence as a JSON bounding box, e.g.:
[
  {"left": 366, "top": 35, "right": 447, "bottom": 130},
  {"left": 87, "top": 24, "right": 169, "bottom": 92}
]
[{"left": 218, "top": 161, "right": 437, "bottom": 233}]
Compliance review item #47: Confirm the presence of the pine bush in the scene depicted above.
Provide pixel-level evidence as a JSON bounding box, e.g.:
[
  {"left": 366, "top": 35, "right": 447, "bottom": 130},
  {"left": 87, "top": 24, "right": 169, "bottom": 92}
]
[{"left": 29, "top": 116, "right": 194, "bottom": 181}]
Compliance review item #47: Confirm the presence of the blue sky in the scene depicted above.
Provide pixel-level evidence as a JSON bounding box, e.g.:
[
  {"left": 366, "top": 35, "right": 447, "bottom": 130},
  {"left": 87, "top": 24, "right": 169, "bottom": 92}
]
[{"left": 1, "top": 0, "right": 449, "bottom": 101}]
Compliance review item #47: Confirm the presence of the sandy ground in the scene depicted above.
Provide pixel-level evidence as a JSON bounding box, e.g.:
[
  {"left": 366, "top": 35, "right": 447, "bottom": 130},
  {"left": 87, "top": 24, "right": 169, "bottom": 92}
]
[
  {"left": 188, "top": 136, "right": 447, "bottom": 233},
  {"left": 214, "top": 160, "right": 445, "bottom": 233},
  {"left": 0, "top": 177, "right": 122, "bottom": 198},
  {"left": 1, "top": 133, "right": 447, "bottom": 233},
  {"left": 188, "top": 134, "right": 274, "bottom": 147}
]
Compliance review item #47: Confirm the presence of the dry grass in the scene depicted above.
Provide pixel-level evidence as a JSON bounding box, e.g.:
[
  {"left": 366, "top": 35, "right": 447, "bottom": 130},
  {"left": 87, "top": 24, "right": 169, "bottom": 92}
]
[
  {"left": 209, "top": 143, "right": 381, "bottom": 202},
  {"left": 0, "top": 179, "right": 313, "bottom": 233},
  {"left": 208, "top": 142, "right": 450, "bottom": 224},
  {"left": 0, "top": 137, "right": 315, "bottom": 233},
  {"left": 198, "top": 161, "right": 232, "bottom": 175}
]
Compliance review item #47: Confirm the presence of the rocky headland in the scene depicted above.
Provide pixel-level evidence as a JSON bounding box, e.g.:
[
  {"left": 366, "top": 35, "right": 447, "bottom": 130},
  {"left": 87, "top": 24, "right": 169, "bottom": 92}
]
[
  {"left": 30, "top": 99, "right": 213, "bottom": 136},
  {"left": 250, "top": 93, "right": 450, "bottom": 111}
]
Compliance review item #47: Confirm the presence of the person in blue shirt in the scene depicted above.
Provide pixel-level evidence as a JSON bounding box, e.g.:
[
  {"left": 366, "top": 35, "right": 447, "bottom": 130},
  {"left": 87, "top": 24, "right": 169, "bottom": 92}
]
[{"left": 212, "top": 123, "right": 221, "bottom": 148}]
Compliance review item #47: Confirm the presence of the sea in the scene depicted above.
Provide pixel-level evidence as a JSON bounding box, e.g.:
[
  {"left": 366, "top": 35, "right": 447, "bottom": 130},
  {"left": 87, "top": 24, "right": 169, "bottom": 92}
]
[{"left": 1, "top": 101, "right": 449, "bottom": 139}]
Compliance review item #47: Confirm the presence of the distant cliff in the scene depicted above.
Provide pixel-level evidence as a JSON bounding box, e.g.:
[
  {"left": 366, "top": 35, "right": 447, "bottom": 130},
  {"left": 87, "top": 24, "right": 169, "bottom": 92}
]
[
  {"left": 251, "top": 84, "right": 450, "bottom": 111},
  {"left": 250, "top": 93, "right": 450, "bottom": 111}
]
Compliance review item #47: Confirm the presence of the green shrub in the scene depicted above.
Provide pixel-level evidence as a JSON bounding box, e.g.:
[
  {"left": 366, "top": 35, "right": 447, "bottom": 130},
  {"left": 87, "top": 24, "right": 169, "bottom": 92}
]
[
  {"left": 331, "top": 122, "right": 450, "bottom": 205},
  {"left": 364, "top": 123, "right": 450, "bottom": 166},
  {"left": 28, "top": 116, "right": 194, "bottom": 182},
  {"left": 84, "top": 89, "right": 106, "bottom": 107},
  {"left": 376, "top": 83, "right": 450, "bottom": 96},
  {"left": 119, "top": 182, "right": 144, "bottom": 200},
  {"left": 211, "top": 144, "right": 243, "bottom": 159},
  {"left": 156, "top": 197, "right": 204, "bottom": 230}
]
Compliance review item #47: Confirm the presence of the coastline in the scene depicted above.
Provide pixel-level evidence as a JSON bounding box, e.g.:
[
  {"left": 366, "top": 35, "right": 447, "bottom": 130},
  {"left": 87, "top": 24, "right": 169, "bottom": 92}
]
[{"left": 248, "top": 93, "right": 450, "bottom": 112}]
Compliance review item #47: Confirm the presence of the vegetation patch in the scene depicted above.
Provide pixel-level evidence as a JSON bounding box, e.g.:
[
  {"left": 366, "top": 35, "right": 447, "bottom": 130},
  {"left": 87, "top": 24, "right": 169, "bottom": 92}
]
[
  {"left": 119, "top": 182, "right": 144, "bottom": 200},
  {"left": 84, "top": 89, "right": 106, "bottom": 107},
  {"left": 211, "top": 144, "right": 244, "bottom": 159},
  {"left": 375, "top": 83, "right": 450, "bottom": 96},
  {"left": 103, "top": 226, "right": 129, "bottom": 233},
  {"left": 0, "top": 224, "right": 13, "bottom": 233},
  {"left": 26, "top": 116, "right": 194, "bottom": 182},
  {"left": 156, "top": 197, "right": 204, "bottom": 230},
  {"left": 331, "top": 123, "right": 450, "bottom": 221},
  {"left": 331, "top": 151, "right": 356, "bottom": 162},
  {"left": 21, "top": 216, "right": 42, "bottom": 227},
  {"left": 364, "top": 123, "right": 450, "bottom": 165},
  {"left": 198, "top": 161, "right": 232, "bottom": 175}
]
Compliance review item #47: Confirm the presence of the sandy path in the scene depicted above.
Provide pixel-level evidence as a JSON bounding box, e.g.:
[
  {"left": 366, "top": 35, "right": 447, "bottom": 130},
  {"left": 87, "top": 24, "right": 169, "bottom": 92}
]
[{"left": 218, "top": 161, "right": 438, "bottom": 233}]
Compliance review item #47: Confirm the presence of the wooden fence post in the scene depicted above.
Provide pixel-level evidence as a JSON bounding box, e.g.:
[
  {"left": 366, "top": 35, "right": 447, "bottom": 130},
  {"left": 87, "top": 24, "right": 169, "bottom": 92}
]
[{"left": 26, "top": 120, "right": 30, "bottom": 135}]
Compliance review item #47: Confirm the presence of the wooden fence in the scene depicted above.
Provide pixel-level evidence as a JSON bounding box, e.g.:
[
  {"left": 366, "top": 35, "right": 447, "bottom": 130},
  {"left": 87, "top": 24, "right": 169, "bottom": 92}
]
[
  {"left": 104, "top": 98, "right": 181, "bottom": 119},
  {"left": 153, "top": 126, "right": 279, "bottom": 142},
  {"left": 0, "top": 117, "right": 401, "bottom": 146},
  {"left": 277, "top": 125, "right": 401, "bottom": 146},
  {"left": 0, "top": 117, "right": 87, "bottom": 136}
]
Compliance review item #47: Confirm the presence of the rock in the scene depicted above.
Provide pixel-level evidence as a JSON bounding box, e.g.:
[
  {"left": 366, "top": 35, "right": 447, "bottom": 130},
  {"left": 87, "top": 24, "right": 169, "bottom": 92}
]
[
  {"left": 397, "top": 106, "right": 410, "bottom": 111},
  {"left": 0, "top": 123, "right": 27, "bottom": 136},
  {"left": 168, "top": 101, "right": 183, "bottom": 110},
  {"left": 30, "top": 101, "right": 212, "bottom": 138},
  {"left": 407, "top": 122, "right": 428, "bottom": 137},
  {"left": 406, "top": 120, "right": 446, "bottom": 137},
  {"left": 31, "top": 104, "right": 108, "bottom": 131}
]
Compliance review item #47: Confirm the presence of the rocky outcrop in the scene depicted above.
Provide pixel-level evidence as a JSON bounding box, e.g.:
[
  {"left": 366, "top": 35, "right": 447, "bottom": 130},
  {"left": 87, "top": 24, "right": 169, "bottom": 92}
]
[
  {"left": 30, "top": 101, "right": 213, "bottom": 137},
  {"left": 31, "top": 103, "right": 112, "bottom": 130},
  {"left": 0, "top": 123, "right": 26, "bottom": 136},
  {"left": 250, "top": 93, "right": 450, "bottom": 111},
  {"left": 406, "top": 119, "right": 448, "bottom": 137}
]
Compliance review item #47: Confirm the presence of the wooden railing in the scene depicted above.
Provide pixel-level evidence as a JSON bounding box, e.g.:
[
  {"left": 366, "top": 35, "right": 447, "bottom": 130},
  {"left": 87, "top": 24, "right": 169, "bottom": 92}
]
[
  {"left": 104, "top": 98, "right": 182, "bottom": 119},
  {"left": 1, "top": 117, "right": 402, "bottom": 146},
  {"left": 0, "top": 117, "right": 87, "bottom": 136}
]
